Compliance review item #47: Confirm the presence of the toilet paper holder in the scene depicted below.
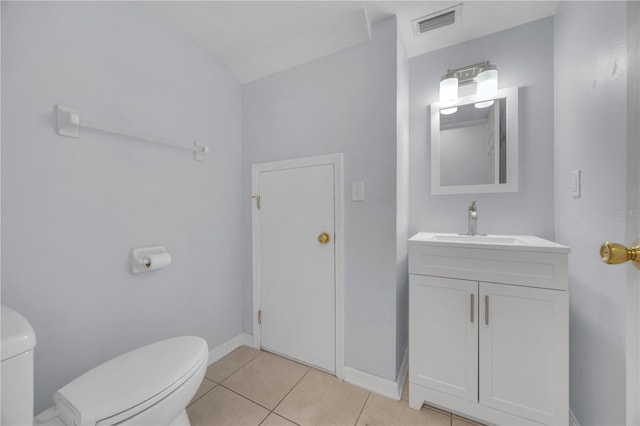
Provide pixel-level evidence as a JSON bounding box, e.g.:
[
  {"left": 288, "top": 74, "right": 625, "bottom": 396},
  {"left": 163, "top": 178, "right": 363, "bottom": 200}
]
[{"left": 129, "top": 246, "right": 171, "bottom": 274}]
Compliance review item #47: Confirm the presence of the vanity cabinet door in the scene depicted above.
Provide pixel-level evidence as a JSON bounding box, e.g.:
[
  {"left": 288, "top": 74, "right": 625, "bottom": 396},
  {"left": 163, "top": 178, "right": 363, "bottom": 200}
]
[
  {"left": 409, "top": 275, "right": 478, "bottom": 402},
  {"left": 479, "top": 282, "right": 568, "bottom": 425}
]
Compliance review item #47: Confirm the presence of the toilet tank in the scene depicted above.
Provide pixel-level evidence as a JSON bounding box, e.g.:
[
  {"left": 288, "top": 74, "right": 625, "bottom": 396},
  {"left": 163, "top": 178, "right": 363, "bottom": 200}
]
[{"left": 1, "top": 305, "right": 37, "bottom": 426}]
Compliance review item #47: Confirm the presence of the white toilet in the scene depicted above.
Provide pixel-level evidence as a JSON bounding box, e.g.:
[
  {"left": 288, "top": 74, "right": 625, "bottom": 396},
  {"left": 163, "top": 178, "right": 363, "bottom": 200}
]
[{"left": 1, "top": 306, "right": 208, "bottom": 426}]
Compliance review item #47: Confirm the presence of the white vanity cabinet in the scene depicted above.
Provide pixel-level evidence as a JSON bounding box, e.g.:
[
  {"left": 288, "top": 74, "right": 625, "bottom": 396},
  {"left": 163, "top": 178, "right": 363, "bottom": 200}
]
[{"left": 408, "top": 232, "right": 569, "bottom": 426}]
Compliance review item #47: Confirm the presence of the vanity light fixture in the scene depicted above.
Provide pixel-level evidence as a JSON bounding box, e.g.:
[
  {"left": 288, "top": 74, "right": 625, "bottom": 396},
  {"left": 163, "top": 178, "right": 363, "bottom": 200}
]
[{"left": 438, "top": 61, "right": 498, "bottom": 113}]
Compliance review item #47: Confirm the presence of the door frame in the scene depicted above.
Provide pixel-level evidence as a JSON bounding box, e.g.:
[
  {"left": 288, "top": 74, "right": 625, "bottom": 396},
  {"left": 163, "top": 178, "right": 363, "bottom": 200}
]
[
  {"left": 251, "top": 153, "right": 344, "bottom": 379},
  {"left": 633, "top": 4, "right": 640, "bottom": 418}
]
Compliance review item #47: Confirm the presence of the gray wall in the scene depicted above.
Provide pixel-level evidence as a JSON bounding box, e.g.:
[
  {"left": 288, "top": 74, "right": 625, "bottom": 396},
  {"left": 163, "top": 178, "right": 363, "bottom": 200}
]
[
  {"left": 1, "top": 2, "right": 243, "bottom": 413},
  {"left": 242, "top": 17, "right": 404, "bottom": 381},
  {"left": 554, "top": 2, "right": 639, "bottom": 424},
  {"left": 409, "top": 17, "right": 555, "bottom": 239}
]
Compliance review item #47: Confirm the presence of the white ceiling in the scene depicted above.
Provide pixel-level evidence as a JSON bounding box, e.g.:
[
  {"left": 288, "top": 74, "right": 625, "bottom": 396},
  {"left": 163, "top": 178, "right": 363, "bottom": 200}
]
[{"left": 141, "top": 1, "right": 560, "bottom": 83}]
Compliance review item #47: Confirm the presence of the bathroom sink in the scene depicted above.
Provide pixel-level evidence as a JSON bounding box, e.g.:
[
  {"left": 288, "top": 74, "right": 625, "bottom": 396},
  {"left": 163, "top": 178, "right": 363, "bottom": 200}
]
[
  {"left": 409, "top": 232, "right": 569, "bottom": 252},
  {"left": 429, "top": 234, "right": 527, "bottom": 245}
]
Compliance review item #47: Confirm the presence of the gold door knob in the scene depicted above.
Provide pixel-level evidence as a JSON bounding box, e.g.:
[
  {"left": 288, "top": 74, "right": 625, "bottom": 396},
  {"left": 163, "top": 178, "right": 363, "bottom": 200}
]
[
  {"left": 600, "top": 240, "right": 640, "bottom": 268},
  {"left": 318, "top": 232, "right": 330, "bottom": 244}
]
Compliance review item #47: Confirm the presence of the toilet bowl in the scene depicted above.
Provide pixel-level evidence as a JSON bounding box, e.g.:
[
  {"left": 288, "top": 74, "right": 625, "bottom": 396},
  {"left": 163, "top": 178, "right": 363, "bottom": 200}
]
[{"left": 1, "top": 306, "right": 208, "bottom": 426}]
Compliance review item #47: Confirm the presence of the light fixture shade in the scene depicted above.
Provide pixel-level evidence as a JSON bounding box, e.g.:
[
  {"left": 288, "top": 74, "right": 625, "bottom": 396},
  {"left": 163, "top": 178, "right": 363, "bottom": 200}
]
[
  {"left": 474, "top": 100, "right": 494, "bottom": 109},
  {"left": 439, "top": 76, "right": 458, "bottom": 105},
  {"left": 440, "top": 107, "right": 458, "bottom": 115},
  {"left": 476, "top": 69, "right": 498, "bottom": 101}
]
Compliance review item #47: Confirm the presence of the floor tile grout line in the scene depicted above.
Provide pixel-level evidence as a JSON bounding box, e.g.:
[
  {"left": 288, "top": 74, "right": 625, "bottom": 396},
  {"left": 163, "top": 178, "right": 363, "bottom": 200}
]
[
  {"left": 204, "top": 347, "right": 309, "bottom": 425},
  {"left": 353, "top": 391, "right": 372, "bottom": 426},
  {"left": 260, "top": 411, "right": 302, "bottom": 426},
  {"left": 187, "top": 380, "right": 218, "bottom": 407},
  {"left": 256, "top": 411, "right": 268, "bottom": 426},
  {"left": 270, "top": 365, "right": 313, "bottom": 420},
  {"left": 218, "top": 382, "right": 276, "bottom": 412},
  {"left": 257, "top": 408, "right": 272, "bottom": 426},
  {"left": 210, "top": 347, "right": 264, "bottom": 384},
  {"left": 216, "top": 350, "right": 312, "bottom": 416}
]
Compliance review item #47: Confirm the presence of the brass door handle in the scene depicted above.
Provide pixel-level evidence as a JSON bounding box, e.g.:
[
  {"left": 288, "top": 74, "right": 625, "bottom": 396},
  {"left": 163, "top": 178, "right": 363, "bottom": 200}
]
[
  {"left": 318, "top": 232, "right": 331, "bottom": 244},
  {"left": 600, "top": 240, "right": 640, "bottom": 268}
]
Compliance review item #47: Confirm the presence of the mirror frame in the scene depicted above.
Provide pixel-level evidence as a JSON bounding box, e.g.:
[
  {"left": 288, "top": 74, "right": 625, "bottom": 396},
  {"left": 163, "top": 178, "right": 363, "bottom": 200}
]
[{"left": 431, "top": 86, "right": 518, "bottom": 195}]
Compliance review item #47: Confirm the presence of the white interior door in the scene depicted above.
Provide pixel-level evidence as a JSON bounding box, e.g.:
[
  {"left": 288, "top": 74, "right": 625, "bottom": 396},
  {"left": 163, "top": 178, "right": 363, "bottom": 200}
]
[{"left": 253, "top": 158, "right": 338, "bottom": 373}]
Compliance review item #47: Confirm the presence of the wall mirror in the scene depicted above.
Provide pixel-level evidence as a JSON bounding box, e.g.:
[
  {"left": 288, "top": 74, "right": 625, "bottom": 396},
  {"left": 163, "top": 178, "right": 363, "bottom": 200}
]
[{"left": 431, "top": 87, "right": 518, "bottom": 195}]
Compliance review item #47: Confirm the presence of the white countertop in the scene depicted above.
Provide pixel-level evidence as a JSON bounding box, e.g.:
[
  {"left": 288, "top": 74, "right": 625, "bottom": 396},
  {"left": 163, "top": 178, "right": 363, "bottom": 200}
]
[{"left": 409, "top": 232, "right": 570, "bottom": 253}]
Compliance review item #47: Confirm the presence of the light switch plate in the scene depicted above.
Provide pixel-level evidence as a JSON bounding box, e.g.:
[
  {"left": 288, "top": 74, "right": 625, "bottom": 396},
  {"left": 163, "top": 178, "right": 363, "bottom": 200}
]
[
  {"left": 352, "top": 181, "right": 365, "bottom": 201},
  {"left": 571, "top": 170, "right": 581, "bottom": 199}
]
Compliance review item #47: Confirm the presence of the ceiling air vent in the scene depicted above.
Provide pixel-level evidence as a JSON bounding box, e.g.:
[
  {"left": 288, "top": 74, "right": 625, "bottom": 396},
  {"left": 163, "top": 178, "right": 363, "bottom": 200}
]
[{"left": 412, "top": 4, "right": 463, "bottom": 38}]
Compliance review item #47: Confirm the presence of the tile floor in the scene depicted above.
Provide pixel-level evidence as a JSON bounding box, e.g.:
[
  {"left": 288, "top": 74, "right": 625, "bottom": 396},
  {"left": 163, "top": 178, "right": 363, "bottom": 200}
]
[{"left": 187, "top": 346, "right": 484, "bottom": 426}]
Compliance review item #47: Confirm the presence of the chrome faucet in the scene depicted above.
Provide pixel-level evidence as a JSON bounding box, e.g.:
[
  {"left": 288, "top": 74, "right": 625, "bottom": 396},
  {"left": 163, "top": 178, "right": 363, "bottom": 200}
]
[{"left": 466, "top": 201, "right": 481, "bottom": 236}]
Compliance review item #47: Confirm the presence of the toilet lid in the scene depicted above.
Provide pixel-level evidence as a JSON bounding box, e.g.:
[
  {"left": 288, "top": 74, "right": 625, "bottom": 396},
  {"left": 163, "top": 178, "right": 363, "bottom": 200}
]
[{"left": 53, "top": 336, "right": 208, "bottom": 426}]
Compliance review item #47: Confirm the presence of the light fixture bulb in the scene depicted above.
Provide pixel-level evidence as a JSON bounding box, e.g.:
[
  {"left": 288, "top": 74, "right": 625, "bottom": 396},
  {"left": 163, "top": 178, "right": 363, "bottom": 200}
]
[
  {"left": 439, "top": 76, "right": 458, "bottom": 106},
  {"left": 476, "top": 68, "right": 498, "bottom": 101}
]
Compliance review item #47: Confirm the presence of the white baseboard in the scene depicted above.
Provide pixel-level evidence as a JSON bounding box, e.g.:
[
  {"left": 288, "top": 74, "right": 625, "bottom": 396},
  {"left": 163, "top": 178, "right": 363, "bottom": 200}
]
[
  {"left": 343, "top": 346, "right": 409, "bottom": 401},
  {"left": 344, "top": 367, "right": 400, "bottom": 400},
  {"left": 207, "top": 333, "right": 254, "bottom": 366},
  {"left": 569, "top": 409, "right": 580, "bottom": 426}
]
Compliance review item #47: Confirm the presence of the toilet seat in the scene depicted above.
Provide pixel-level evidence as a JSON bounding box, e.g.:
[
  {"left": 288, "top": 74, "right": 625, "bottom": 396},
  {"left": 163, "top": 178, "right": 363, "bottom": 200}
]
[{"left": 37, "top": 336, "right": 208, "bottom": 426}]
